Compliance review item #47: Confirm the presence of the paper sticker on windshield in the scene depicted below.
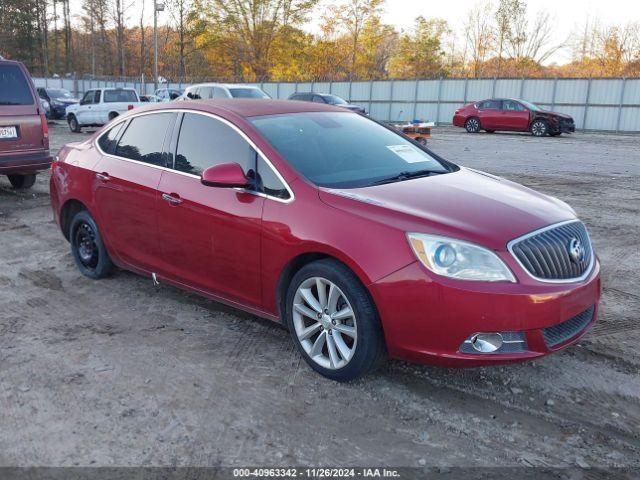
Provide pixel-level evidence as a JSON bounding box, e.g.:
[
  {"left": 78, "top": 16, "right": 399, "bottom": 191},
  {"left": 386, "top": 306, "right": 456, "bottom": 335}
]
[{"left": 386, "top": 145, "right": 424, "bottom": 163}]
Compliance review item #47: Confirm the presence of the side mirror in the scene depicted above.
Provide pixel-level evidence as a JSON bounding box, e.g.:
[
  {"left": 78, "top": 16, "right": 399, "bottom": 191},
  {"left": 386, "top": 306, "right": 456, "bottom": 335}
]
[{"left": 201, "top": 163, "right": 249, "bottom": 188}]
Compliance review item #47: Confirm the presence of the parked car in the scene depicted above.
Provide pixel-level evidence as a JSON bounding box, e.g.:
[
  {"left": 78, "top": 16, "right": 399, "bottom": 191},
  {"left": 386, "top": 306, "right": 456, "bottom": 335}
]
[
  {"left": 289, "top": 92, "right": 366, "bottom": 114},
  {"left": 178, "top": 83, "right": 270, "bottom": 100},
  {"left": 37, "top": 87, "right": 79, "bottom": 119},
  {"left": 66, "top": 88, "right": 143, "bottom": 133},
  {"left": 40, "top": 98, "right": 51, "bottom": 118},
  {"left": 453, "top": 98, "right": 576, "bottom": 136},
  {"left": 140, "top": 94, "right": 162, "bottom": 103},
  {"left": 154, "top": 88, "right": 183, "bottom": 102},
  {"left": 0, "top": 58, "right": 51, "bottom": 189},
  {"left": 50, "top": 100, "right": 600, "bottom": 381}
]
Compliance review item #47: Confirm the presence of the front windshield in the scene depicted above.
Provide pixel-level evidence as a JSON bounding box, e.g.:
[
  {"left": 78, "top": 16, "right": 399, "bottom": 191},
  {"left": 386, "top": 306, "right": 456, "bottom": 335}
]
[
  {"left": 251, "top": 112, "right": 454, "bottom": 189},
  {"left": 519, "top": 99, "right": 541, "bottom": 111},
  {"left": 48, "top": 88, "right": 74, "bottom": 99},
  {"left": 229, "top": 88, "right": 270, "bottom": 99},
  {"left": 323, "top": 95, "right": 347, "bottom": 105}
]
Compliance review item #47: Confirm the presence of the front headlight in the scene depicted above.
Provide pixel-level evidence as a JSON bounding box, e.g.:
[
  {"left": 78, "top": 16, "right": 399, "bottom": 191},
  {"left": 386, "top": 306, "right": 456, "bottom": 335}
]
[{"left": 407, "top": 233, "right": 516, "bottom": 282}]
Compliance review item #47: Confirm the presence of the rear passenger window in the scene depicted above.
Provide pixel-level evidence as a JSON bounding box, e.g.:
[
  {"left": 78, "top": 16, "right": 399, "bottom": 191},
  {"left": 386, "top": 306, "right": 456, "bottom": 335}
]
[
  {"left": 97, "top": 122, "right": 124, "bottom": 154},
  {"left": 174, "top": 113, "right": 254, "bottom": 176},
  {"left": 0, "top": 65, "right": 34, "bottom": 105},
  {"left": 115, "top": 113, "right": 173, "bottom": 166}
]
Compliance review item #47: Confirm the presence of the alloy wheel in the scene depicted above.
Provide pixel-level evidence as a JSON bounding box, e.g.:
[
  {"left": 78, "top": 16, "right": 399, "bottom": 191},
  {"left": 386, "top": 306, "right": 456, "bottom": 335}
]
[
  {"left": 531, "top": 121, "right": 547, "bottom": 136},
  {"left": 466, "top": 118, "right": 480, "bottom": 133},
  {"left": 292, "top": 277, "right": 357, "bottom": 370}
]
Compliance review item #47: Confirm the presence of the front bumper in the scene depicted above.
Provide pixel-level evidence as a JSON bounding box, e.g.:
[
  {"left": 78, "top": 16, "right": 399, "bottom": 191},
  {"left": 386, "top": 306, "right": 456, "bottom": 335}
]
[
  {"left": 371, "top": 259, "right": 601, "bottom": 367},
  {"left": 0, "top": 150, "right": 53, "bottom": 175}
]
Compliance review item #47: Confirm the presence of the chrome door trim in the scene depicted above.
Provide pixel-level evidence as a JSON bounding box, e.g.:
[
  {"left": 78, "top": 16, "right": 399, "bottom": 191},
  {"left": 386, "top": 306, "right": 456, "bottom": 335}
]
[{"left": 93, "top": 108, "right": 295, "bottom": 204}]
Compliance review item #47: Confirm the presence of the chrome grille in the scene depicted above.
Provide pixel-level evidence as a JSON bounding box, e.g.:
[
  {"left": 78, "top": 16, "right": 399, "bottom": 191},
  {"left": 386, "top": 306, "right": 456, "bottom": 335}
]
[
  {"left": 508, "top": 221, "right": 593, "bottom": 281},
  {"left": 543, "top": 306, "right": 595, "bottom": 348}
]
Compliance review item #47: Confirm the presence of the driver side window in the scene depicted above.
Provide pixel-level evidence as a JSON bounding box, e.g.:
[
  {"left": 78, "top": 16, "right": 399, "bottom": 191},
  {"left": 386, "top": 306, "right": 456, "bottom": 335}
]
[{"left": 81, "top": 91, "right": 94, "bottom": 105}]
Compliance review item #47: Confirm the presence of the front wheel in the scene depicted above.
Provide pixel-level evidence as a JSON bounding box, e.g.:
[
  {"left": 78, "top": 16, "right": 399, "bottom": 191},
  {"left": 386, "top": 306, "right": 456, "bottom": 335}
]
[
  {"left": 70, "top": 210, "right": 114, "bottom": 279},
  {"left": 531, "top": 120, "right": 548, "bottom": 137},
  {"left": 286, "top": 259, "right": 386, "bottom": 382},
  {"left": 68, "top": 115, "right": 81, "bottom": 133},
  {"left": 7, "top": 174, "right": 36, "bottom": 190}
]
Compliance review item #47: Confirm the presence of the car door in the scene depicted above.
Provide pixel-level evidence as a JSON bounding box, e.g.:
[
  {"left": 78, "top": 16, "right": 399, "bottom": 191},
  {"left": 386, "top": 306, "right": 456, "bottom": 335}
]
[
  {"left": 477, "top": 100, "right": 502, "bottom": 129},
  {"left": 156, "top": 112, "right": 266, "bottom": 307},
  {"left": 89, "top": 90, "right": 103, "bottom": 124},
  {"left": 500, "top": 100, "right": 530, "bottom": 130},
  {"left": 93, "top": 112, "right": 177, "bottom": 272},
  {"left": 76, "top": 90, "right": 94, "bottom": 125}
]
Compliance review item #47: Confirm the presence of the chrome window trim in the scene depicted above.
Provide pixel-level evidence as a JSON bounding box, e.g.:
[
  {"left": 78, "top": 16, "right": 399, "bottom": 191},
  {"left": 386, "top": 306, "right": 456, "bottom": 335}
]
[
  {"left": 94, "top": 108, "right": 295, "bottom": 204},
  {"left": 506, "top": 219, "right": 595, "bottom": 284}
]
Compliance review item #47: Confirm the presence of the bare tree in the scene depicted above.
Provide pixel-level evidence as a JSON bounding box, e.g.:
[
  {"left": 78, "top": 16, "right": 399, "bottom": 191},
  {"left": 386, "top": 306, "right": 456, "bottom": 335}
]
[{"left": 464, "top": 2, "right": 494, "bottom": 77}]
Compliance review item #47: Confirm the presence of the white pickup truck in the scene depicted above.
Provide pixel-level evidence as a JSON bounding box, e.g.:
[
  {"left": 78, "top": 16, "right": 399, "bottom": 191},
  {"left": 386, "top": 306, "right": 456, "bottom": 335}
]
[{"left": 66, "top": 88, "right": 144, "bottom": 133}]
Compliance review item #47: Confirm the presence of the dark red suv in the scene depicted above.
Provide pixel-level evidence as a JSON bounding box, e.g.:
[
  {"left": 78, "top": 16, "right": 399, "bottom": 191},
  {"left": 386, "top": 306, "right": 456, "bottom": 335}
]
[
  {"left": 453, "top": 98, "right": 575, "bottom": 137},
  {"left": 50, "top": 100, "right": 600, "bottom": 381},
  {"left": 0, "top": 58, "right": 51, "bottom": 189}
]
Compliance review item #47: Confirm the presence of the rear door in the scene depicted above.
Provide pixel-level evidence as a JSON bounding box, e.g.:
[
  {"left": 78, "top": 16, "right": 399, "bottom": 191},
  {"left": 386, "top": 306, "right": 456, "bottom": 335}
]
[
  {"left": 477, "top": 100, "right": 502, "bottom": 129},
  {"left": 93, "top": 112, "right": 176, "bottom": 272},
  {"left": 0, "top": 62, "right": 45, "bottom": 157},
  {"left": 500, "top": 100, "right": 530, "bottom": 130}
]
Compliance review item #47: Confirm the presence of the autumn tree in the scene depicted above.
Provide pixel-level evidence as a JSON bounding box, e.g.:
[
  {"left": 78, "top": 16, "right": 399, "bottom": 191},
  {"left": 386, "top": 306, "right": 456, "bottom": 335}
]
[
  {"left": 463, "top": 2, "right": 494, "bottom": 77},
  {"left": 388, "top": 16, "right": 449, "bottom": 79}
]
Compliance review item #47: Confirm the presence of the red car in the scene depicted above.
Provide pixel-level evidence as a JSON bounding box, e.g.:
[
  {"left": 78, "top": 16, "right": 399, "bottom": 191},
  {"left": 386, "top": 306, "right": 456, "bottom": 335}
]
[
  {"left": 50, "top": 100, "right": 600, "bottom": 381},
  {"left": 0, "top": 58, "right": 51, "bottom": 189},
  {"left": 453, "top": 98, "right": 576, "bottom": 137}
]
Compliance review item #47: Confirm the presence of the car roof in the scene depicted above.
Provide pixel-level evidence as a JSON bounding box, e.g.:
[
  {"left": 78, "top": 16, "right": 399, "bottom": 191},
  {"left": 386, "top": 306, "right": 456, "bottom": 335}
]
[{"left": 135, "top": 99, "right": 351, "bottom": 118}]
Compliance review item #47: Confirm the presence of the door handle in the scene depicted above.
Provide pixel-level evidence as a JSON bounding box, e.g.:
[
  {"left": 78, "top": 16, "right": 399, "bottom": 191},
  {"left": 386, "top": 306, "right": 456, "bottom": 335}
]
[
  {"left": 96, "top": 172, "right": 110, "bottom": 182},
  {"left": 162, "top": 193, "right": 183, "bottom": 205}
]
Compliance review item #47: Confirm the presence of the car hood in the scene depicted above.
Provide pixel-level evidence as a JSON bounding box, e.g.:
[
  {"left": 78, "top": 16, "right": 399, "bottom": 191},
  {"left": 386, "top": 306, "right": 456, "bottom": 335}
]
[
  {"left": 539, "top": 109, "right": 572, "bottom": 120},
  {"left": 318, "top": 167, "right": 577, "bottom": 250}
]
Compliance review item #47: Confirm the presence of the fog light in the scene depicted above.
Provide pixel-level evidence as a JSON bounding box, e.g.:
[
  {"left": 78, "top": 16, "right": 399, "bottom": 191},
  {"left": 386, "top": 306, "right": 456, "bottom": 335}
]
[{"left": 470, "top": 333, "right": 503, "bottom": 353}]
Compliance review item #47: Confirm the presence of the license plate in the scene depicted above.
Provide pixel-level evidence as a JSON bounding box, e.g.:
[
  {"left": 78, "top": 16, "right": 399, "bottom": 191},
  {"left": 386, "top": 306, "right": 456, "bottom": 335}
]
[{"left": 0, "top": 126, "right": 18, "bottom": 139}]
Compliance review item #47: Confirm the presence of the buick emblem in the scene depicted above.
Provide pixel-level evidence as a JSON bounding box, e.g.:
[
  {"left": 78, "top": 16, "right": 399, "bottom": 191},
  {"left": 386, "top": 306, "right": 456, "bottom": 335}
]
[{"left": 568, "top": 238, "right": 585, "bottom": 263}]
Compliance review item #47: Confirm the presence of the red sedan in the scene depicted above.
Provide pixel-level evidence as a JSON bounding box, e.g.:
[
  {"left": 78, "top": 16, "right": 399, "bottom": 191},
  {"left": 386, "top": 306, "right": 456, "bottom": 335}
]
[
  {"left": 453, "top": 98, "right": 576, "bottom": 136},
  {"left": 50, "top": 100, "right": 600, "bottom": 381}
]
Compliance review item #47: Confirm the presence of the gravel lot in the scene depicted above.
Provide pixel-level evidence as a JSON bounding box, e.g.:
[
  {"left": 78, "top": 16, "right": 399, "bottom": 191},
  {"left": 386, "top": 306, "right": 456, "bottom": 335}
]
[{"left": 1, "top": 121, "right": 639, "bottom": 468}]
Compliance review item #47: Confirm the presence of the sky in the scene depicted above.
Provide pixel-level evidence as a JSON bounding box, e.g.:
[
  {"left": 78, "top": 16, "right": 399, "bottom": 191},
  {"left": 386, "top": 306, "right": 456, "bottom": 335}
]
[{"left": 70, "top": 0, "right": 640, "bottom": 65}]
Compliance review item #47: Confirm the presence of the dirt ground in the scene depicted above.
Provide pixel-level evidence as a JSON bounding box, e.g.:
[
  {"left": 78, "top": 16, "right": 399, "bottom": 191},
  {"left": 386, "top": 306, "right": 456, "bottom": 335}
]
[{"left": 0, "top": 122, "right": 638, "bottom": 468}]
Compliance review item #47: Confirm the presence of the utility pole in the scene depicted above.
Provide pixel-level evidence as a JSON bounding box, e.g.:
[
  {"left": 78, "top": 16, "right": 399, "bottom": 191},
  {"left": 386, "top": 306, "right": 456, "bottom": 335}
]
[{"left": 153, "top": 0, "right": 164, "bottom": 91}]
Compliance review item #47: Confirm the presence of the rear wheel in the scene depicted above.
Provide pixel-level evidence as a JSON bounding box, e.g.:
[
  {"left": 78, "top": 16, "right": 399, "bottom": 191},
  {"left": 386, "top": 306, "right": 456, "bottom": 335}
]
[
  {"left": 286, "top": 259, "right": 386, "bottom": 382},
  {"left": 416, "top": 137, "right": 427, "bottom": 145},
  {"left": 70, "top": 210, "right": 113, "bottom": 279},
  {"left": 531, "top": 119, "right": 549, "bottom": 137},
  {"left": 465, "top": 117, "right": 481, "bottom": 133},
  {"left": 68, "top": 115, "right": 81, "bottom": 133},
  {"left": 108, "top": 112, "right": 119, "bottom": 121},
  {"left": 7, "top": 174, "right": 36, "bottom": 190}
]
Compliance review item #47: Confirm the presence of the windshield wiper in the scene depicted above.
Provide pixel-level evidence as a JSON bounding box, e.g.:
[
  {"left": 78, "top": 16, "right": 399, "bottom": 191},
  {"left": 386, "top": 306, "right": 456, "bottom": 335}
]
[{"left": 369, "top": 169, "right": 442, "bottom": 186}]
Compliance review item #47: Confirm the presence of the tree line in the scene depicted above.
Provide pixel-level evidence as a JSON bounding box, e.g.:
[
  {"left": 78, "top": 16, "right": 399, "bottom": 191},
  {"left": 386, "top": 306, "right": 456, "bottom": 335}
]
[{"left": 1, "top": 0, "right": 639, "bottom": 82}]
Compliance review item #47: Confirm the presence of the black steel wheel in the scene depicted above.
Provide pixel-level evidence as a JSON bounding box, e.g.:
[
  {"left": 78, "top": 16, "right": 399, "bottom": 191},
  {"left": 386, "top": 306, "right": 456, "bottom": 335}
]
[
  {"left": 7, "top": 174, "right": 36, "bottom": 190},
  {"left": 70, "top": 210, "right": 113, "bottom": 279}
]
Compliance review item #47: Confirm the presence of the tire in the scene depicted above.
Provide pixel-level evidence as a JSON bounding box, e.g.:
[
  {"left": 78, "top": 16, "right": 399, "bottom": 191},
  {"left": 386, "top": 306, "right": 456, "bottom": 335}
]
[
  {"left": 465, "top": 117, "right": 481, "bottom": 133},
  {"left": 69, "top": 210, "right": 114, "bottom": 279},
  {"left": 550, "top": 131, "right": 561, "bottom": 137},
  {"left": 416, "top": 137, "right": 427, "bottom": 145},
  {"left": 108, "top": 112, "right": 119, "bottom": 121},
  {"left": 485, "top": 129, "right": 496, "bottom": 133},
  {"left": 285, "top": 259, "right": 386, "bottom": 382},
  {"left": 68, "top": 115, "right": 81, "bottom": 133},
  {"left": 531, "top": 119, "right": 549, "bottom": 137},
  {"left": 7, "top": 174, "right": 36, "bottom": 190}
]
